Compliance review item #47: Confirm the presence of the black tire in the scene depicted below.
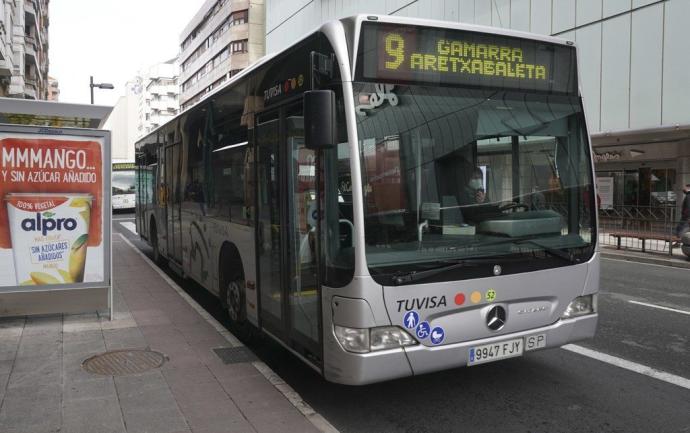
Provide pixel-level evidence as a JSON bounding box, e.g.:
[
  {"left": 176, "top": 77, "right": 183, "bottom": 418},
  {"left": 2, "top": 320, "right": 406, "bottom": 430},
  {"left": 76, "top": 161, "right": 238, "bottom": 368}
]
[
  {"left": 150, "top": 219, "right": 166, "bottom": 266},
  {"left": 219, "top": 252, "right": 253, "bottom": 341}
]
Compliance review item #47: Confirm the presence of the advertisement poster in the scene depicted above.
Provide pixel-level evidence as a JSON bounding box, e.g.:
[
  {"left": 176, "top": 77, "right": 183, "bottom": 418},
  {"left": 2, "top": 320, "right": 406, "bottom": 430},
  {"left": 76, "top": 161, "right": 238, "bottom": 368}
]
[
  {"left": 0, "top": 132, "right": 105, "bottom": 288},
  {"left": 597, "top": 177, "right": 614, "bottom": 210}
]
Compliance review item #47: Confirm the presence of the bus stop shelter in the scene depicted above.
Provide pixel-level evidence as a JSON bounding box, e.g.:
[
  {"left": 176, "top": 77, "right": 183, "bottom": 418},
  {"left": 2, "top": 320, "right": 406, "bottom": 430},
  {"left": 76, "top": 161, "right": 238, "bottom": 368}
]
[{"left": 0, "top": 97, "right": 113, "bottom": 317}]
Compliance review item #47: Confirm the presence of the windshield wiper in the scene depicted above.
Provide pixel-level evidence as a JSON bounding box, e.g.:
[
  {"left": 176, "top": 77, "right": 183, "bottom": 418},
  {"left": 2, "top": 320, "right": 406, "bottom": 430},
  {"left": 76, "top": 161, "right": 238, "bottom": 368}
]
[
  {"left": 391, "top": 259, "right": 485, "bottom": 286},
  {"left": 513, "top": 238, "right": 578, "bottom": 263}
]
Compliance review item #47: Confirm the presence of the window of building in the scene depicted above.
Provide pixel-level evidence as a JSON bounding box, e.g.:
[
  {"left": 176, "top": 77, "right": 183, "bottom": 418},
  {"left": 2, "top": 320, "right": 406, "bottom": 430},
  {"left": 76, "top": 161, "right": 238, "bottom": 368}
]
[
  {"left": 231, "top": 40, "right": 247, "bottom": 54},
  {"left": 230, "top": 10, "right": 248, "bottom": 26}
]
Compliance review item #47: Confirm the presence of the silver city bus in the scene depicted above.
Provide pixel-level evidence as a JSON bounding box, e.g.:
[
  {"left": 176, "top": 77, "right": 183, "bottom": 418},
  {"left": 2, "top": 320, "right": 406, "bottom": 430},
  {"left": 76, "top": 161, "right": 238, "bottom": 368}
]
[
  {"left": 112, "top": 161, "right": 136, "bottom": 210},
  {"left": 135, "top": 15, "right": 598, "bottom": 385}
]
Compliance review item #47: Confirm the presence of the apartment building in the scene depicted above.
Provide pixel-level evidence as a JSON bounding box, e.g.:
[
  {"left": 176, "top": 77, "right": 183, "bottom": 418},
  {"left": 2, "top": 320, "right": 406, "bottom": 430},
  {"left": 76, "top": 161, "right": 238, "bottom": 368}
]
[
  {"left": 0, "top": 0, "right": 49, "bottom": 99},
  {"left": 104, "top": 58, "right": 181, "bottom": 162},
  {"left": 47, "top": 75, "right": 58, "bottom": 100},
  {"left": 178, "top": 0, "right": 265, "bottom": 110},
  {"left": 139, "top": 58, "right": 179, "bottom": 136}
]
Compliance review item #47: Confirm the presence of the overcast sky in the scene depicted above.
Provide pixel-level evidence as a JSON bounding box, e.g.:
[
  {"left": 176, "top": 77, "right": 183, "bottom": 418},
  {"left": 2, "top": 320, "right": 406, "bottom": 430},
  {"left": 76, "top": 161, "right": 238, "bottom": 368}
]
[{"left": 49, "top": 0, "right": 206, "bottom": 106}]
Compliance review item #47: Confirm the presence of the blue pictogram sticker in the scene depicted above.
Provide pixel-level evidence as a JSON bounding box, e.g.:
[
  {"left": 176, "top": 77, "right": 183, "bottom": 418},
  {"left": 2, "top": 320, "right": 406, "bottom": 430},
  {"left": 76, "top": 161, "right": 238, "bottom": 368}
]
[
  {"left": 430, "top": 326, "right": 445, "bottom": 345},
  {"left": 403, "top": 310, "right": 419, "bottom": 329},
  {"left": 416, "top": 321, "right": 430, "bottom": 339}
]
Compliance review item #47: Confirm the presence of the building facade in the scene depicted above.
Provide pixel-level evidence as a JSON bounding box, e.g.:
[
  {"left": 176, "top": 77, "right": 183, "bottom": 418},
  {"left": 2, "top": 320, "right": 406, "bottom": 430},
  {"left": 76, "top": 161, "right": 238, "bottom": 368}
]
[
  {"left": 138, "top": 58, "right": 179, "bottom": 136},
  {"left": 104, "top": 59, "right": 182, "bottom": 163},
  {"left": 103, "top": 81, "right": 139, "bottom": 163},
  {"left": 178, "top": 0, "right": 265, "bottom": 110},
  {"left": 265, "top": 0, "right": 690, "bottom": 220},
  {"left": 47, "top": 75, "right": 58, "bottom": 100},
  {"left": 0, "top": 0, "right": 49, "bottom": 99}
]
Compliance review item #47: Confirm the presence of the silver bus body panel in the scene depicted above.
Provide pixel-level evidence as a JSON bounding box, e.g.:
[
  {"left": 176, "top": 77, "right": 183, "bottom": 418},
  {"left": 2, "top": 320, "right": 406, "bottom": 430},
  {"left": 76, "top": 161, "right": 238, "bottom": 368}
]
[
  {"left": 384, "top": 257, "right": 595, "bottom": 347},
  {"left": 322, "top": 253, "right": 599, "bottom": 384},
  {"left": 182, "top": 218, "right": 258, "bottom": 326}
]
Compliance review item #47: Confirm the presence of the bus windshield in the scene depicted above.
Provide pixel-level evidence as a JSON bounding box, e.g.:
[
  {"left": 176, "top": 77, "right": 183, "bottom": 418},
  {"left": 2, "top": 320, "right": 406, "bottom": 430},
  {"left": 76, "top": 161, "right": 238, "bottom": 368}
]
[
  {"left": 112, "top": 170, "right": 136, "bottom": 196},
  {"left": 355, "top": 84, "right": 595, "bottom": 284}
]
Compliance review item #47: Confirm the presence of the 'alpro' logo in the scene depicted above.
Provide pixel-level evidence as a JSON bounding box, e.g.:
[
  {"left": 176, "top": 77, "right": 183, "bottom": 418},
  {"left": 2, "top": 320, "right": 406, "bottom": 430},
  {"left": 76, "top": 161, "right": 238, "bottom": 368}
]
[{"left": 21, "top": 212, "right": 77, "bottom": 235}]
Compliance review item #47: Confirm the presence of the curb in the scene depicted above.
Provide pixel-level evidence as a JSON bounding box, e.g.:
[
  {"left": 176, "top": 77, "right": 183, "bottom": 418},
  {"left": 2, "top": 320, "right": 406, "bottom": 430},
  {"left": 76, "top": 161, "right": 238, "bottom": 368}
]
[
  {"left": 117, "top": 233, "right": 340, "bottom": 433},
  {"left": 601, "top": 250, "right": 690, "bottom": 269}
]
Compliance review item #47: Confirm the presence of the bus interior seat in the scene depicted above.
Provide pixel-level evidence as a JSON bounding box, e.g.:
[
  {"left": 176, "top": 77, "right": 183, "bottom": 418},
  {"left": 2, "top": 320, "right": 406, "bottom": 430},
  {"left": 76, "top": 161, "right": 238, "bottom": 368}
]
[{"left": 441, "top": 195, "right": 463, "bottom": 226}]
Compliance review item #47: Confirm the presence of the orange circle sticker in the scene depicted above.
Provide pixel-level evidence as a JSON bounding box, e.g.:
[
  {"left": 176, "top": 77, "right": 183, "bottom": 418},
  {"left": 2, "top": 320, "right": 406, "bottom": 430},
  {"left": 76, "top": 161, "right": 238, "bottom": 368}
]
[{"left": 470, "top": 291, "right": 481, "bottom": 303}]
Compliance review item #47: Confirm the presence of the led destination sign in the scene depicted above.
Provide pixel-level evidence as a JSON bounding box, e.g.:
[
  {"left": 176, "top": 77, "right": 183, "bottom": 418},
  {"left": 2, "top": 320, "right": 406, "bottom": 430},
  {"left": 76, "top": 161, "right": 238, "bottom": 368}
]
[{"left": 356, "top": 22, "right": 577, "bottom": 94}]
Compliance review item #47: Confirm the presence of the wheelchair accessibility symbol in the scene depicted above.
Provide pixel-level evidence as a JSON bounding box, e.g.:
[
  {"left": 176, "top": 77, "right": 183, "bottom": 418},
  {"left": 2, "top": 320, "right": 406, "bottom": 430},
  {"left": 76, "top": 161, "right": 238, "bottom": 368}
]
[{"left": 416, "top": 321, "right": 430, "bottom": 339}]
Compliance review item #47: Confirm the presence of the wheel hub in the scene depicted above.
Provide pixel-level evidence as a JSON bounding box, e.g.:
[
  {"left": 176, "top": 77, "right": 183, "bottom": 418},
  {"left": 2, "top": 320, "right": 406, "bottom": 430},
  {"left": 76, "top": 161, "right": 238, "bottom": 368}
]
[{"left": 226, "top": 281, "right": 241, "bottom": 321}]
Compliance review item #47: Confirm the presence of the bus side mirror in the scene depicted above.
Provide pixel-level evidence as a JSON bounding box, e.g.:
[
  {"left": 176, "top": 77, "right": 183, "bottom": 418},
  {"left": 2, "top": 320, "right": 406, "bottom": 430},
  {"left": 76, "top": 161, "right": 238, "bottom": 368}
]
[{"left": 304, "top": 90, "right": 336, "bottom": 150}]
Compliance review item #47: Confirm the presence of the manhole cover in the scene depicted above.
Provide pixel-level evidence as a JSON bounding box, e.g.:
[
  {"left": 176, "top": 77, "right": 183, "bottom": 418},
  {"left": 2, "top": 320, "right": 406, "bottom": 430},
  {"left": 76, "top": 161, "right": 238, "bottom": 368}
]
[{"left": 82, "top": 349, "right": 166, "bottom": 376}]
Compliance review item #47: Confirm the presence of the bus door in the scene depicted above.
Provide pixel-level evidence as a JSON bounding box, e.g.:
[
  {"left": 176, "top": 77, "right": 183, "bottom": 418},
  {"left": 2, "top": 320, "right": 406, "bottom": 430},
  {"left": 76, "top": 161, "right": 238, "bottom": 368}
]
[
  {"left": 256, "top": 102, "right": 321, "bottom": 362},
  {"left": 164, "top": 142, "right": 183, "bottom": 263},
  {"left": 156, "top": 145, "right": 168, "bottom": 258}
]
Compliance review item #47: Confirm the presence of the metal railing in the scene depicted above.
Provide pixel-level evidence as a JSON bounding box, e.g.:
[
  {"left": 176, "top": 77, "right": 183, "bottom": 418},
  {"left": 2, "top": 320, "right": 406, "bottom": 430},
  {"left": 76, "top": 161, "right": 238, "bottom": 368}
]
[{"left": 598, "top": 205, "right": 680, "bottom": 254}]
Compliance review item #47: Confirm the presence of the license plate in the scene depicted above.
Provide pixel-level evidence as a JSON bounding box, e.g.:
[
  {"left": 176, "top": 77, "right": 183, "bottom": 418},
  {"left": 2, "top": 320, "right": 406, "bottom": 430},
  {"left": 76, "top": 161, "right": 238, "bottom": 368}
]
[
  {"left": 525, "top": 334, "right": 546, "bottom": 351},
  {"left": 468, "top": 338, "right": 524, "bottom": 366}
]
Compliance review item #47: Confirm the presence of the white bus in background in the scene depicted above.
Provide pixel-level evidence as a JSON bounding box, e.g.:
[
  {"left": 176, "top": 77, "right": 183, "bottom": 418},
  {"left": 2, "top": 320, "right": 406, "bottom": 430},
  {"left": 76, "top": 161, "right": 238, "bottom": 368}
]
[
  {"left": 112, "top": 160, "right": 136, "bottom": 211},
  {"left": 136, "top": 15, "right": 599, "bottom": 385}
]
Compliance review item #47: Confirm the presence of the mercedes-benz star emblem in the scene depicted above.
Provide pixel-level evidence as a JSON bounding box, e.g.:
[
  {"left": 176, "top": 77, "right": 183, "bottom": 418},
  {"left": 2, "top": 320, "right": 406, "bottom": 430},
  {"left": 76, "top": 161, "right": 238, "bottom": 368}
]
[{"left": 486, "top": 305, "right": 506, "bottom": 331}]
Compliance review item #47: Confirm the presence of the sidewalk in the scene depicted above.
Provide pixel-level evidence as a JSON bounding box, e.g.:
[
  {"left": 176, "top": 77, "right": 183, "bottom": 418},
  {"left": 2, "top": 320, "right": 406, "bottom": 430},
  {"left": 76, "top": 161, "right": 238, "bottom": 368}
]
[
  {"left": 600, "top": 244, "right": 690, "bottom": 269},
  {"left": 0, "top": 233, "right": 335, "bottom": 433}
]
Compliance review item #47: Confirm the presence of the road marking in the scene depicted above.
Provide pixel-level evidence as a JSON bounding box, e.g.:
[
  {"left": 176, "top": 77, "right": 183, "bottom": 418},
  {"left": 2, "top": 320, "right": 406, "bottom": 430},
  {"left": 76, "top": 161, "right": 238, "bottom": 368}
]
[
  {"left": 562, "top": 344, "right": 690, "bottom": 391},
  {"left": 117, "top": 233, "right": 339, "bottom": 433},
  {"left": 119, "top": 221, "right": 137, "bottom": 235},
  {"left": 627, "top": 300, "right": 690, "bottom": 316},
  {"left": 602, "top": 257, "right": 690, "bottom": 271}
]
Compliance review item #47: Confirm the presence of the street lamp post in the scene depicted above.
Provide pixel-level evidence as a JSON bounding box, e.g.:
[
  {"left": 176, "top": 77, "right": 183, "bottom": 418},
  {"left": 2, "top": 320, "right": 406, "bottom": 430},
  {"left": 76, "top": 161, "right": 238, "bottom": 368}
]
[{"left": 89, "top": 76, "right": 114, "bottom": 104}]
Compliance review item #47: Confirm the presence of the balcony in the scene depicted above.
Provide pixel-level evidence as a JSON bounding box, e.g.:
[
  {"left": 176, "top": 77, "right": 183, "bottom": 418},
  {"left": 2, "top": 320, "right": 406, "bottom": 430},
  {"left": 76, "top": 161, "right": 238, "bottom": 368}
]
[
  {"left": 24, "top": 36, "right": 37, "bottom": 66},
  {"left": 150, "top": 99, "right": 178, "bottom": 112},
  {"left": 23, "top": 81, "right": 37, "bottom": 99},
  {"left": 25, "top": 0, "right": 37, "bottom": 18},
  {"left": 0, "top": 31, "right": 7, "bottom": 63},
  {"left": 180, "top": 28, "right": 235, "bottom": 84},
  {"left": 0, "top": 57, "right": 11, "bottom": 77},
  {"left": 180, "top": 57, "right": 231, "bottom": 104}
]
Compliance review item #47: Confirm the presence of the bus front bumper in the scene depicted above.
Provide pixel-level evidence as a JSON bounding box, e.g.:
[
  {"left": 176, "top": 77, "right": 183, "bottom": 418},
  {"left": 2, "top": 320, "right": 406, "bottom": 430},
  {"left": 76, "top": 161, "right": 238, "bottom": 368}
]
[{"left": 324, "top": 313, "right": 597, "bottom": 385}]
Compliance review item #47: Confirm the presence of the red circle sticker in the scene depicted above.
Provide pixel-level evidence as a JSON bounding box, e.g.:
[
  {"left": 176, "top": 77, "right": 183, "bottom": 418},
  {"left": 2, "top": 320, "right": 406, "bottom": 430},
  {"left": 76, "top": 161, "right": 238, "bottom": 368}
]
[{"left": 454, "top": 293, "right": 466, "bottom": 305}]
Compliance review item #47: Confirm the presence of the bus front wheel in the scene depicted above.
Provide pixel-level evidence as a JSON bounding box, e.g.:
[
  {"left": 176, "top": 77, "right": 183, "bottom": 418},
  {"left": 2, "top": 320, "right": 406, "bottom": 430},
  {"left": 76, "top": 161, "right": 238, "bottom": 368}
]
[
  {"left": 219, "top": 252, "right": 252, "bottom": 341},
  {"left": 150, "top": 219, "right": 166, "bottom": 266}
]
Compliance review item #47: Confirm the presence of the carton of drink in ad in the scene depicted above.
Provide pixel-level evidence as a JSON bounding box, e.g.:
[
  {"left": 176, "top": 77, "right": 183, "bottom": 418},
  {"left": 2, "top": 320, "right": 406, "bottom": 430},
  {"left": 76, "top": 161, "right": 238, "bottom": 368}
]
[{"left": 5, "top": 193, "right": 92, "bottom": 286}]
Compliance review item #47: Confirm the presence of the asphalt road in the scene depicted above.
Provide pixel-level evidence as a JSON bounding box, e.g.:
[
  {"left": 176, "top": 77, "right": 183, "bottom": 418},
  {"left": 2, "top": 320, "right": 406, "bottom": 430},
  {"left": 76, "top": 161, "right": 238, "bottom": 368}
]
[{"left": 113, "top": 216, "right": 690, "bottom": 433}]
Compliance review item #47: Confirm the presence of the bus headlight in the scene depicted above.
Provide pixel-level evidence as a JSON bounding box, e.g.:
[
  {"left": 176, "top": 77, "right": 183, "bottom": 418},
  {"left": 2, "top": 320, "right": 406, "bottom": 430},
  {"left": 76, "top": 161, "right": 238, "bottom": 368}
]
[
  {"left": 370, "top": 326, "right": 417, "bottom": 351},
  {"left": 334, "top": 325, "right": 417, "bottom": 353},
  {"left": 561, "top": 294, "right": 596, "bottom": 319},
  {"left": 334, "top": 326, "right": 369, "bottom": 353}
]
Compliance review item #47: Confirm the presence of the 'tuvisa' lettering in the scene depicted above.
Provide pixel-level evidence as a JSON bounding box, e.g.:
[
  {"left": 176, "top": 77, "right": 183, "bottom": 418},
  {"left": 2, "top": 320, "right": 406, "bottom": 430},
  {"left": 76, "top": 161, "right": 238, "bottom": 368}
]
[{"left": 397, "top": 296, "right": 447, "bottom": 312}]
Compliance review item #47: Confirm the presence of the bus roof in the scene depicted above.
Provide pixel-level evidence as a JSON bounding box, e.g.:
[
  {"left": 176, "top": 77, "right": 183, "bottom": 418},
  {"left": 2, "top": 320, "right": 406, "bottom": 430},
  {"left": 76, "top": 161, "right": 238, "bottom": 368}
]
[{"left": 346, "top": 14, "right": 574, "bottom": 48}]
